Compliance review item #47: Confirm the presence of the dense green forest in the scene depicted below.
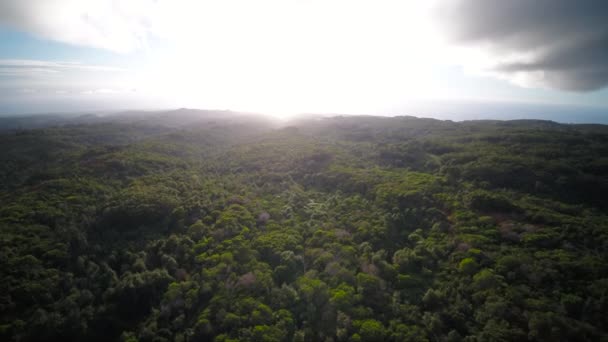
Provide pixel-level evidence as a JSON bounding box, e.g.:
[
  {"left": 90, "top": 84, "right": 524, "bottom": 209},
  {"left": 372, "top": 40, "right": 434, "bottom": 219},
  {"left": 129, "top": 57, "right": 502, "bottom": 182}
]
[{"left": 1, "top": 111, "right": 608, "bottom": 341}]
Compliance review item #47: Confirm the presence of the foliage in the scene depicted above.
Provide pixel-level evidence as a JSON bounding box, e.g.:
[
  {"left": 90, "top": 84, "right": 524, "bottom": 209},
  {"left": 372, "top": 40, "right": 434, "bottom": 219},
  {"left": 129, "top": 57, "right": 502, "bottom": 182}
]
[{"left": 1, "top": 115, "right": 607, "bottom": 341}]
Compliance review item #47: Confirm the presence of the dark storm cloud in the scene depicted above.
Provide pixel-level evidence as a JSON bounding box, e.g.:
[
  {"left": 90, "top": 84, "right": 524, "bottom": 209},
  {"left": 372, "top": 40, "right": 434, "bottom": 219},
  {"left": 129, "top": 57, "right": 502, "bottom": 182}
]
[{"left": 437, "top": 0, "right": 608, "bottom": 91}]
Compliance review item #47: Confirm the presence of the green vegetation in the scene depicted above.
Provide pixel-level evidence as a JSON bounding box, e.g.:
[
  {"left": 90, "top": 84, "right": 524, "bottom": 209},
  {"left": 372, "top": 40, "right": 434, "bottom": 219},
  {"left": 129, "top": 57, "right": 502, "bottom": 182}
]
[{"left": 1, "top": 114, "right": 607, "bottom": 341}]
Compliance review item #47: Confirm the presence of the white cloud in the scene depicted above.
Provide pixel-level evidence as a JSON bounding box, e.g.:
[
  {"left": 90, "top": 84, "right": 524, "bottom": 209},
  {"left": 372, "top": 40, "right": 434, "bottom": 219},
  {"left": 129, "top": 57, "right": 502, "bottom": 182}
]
[
  {"left": 0, "top": 59, "right": 135, "bottom": 97},
  {"left": 0, "top": 67, "right": 60, "bottom": 76},
  {"left": 0, "top": 1, "right": 454, "bottom": 114},
  {"left": 14, "top": 1, "right": 593, "bottom": 113},
  {"left": 81, "top": 88, "right": 122, "bottom": 95},
  {"left": 0, "top": 0, "right": 157, "bottom": 53},
  {"left": 0, "top": 59, "right": 127, "bottom": 72}
]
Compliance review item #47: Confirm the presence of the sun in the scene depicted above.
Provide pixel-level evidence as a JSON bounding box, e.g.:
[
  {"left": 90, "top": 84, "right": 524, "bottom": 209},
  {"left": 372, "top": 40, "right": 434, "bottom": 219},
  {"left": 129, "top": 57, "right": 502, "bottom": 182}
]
[{"left": 134, "top": 1, "right": 444, "bottom": 116}]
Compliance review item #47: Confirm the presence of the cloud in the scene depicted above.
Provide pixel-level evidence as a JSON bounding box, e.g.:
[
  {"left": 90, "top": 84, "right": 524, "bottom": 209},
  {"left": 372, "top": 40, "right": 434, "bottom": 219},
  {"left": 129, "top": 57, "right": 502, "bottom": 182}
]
[
  {"left": 0, "top": 59, "right": 127, "bottom": 73},
  {"left": 0, "top": 0, "right": 156, "bottom": 53},
  {"left": 0, "top": 59, "right": 133, "bottom": 96},
  {"left": 435, "top": 0, "right": 608, "bottom": 91},
  {"left": 0, "top": 59, "right": 128, "bottom": 87},
  {"left": 81, "top": 88, "right": 121, "bottom": 95}
]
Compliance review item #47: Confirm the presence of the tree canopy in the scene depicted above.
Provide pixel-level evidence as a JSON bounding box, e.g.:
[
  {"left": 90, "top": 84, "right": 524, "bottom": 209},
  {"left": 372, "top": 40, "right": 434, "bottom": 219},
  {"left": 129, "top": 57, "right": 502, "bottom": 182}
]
[{"left": 1, "top": 114, "right": 607, "bottom": 341}]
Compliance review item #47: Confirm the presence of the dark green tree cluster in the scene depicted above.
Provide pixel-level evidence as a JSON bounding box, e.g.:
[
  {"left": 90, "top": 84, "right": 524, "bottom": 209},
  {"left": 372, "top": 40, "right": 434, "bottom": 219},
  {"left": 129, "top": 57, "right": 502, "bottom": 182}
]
[{"left": 1, "top": 115, "right": 607, "bottom": 341}]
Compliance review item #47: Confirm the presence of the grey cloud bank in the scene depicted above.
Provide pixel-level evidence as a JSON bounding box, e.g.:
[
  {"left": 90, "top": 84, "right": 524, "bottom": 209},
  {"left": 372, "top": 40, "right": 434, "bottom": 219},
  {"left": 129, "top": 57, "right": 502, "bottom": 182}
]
[{"left": 437, "top": 0, "right": 608, "bottom": 92}]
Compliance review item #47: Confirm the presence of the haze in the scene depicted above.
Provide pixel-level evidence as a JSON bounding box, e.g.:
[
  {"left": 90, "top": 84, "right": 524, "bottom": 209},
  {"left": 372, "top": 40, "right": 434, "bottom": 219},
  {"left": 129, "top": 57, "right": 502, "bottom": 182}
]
[
  {"left": 0, "top": 0, "right": 607, "bottom": 122},
  {"left": 3, "top": 2, "right": 608, "bottom": 341}
]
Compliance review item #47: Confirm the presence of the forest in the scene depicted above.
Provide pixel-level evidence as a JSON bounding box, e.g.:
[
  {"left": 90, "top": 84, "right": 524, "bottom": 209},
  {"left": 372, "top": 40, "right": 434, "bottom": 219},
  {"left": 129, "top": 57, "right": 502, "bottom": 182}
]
[{"left": 1, "top": 110, "right": 607, "bottom": 342}]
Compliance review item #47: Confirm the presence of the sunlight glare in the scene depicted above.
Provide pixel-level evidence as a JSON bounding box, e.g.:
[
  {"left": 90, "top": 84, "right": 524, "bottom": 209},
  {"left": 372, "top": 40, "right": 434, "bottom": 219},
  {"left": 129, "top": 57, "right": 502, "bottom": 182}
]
[{"left": 133, "top": 0, "right": 444, "bottom": 116}]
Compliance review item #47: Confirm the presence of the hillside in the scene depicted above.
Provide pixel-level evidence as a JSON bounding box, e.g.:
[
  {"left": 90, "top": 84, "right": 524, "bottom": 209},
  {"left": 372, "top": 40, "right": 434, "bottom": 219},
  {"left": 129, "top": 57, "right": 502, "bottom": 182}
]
[{"left": 1, "top": 114, "right": 607, "bottom": 342}]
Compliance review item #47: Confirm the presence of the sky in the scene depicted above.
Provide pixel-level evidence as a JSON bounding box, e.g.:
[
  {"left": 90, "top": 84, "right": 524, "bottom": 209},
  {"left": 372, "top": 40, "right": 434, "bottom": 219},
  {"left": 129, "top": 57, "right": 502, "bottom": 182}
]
[{"left": 0, "top": 0, "right": 607, "bottom": 122}]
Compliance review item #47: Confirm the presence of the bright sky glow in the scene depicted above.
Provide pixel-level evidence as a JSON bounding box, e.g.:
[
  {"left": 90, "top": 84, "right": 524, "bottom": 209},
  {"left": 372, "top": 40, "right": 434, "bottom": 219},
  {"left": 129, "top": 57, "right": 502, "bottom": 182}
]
[{"left": 124, "top": 1, "right": 446, "bottom": 114}]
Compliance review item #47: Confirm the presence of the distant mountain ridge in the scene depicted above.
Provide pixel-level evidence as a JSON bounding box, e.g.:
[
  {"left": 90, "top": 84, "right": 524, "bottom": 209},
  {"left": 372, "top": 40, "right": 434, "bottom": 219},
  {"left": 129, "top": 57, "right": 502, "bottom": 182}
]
[
  {"left": 0, "top": 108, "right": 279, "bottom": 131},
  {"left": 2, "top": 108, "right": 607, "bottom": 132}
]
